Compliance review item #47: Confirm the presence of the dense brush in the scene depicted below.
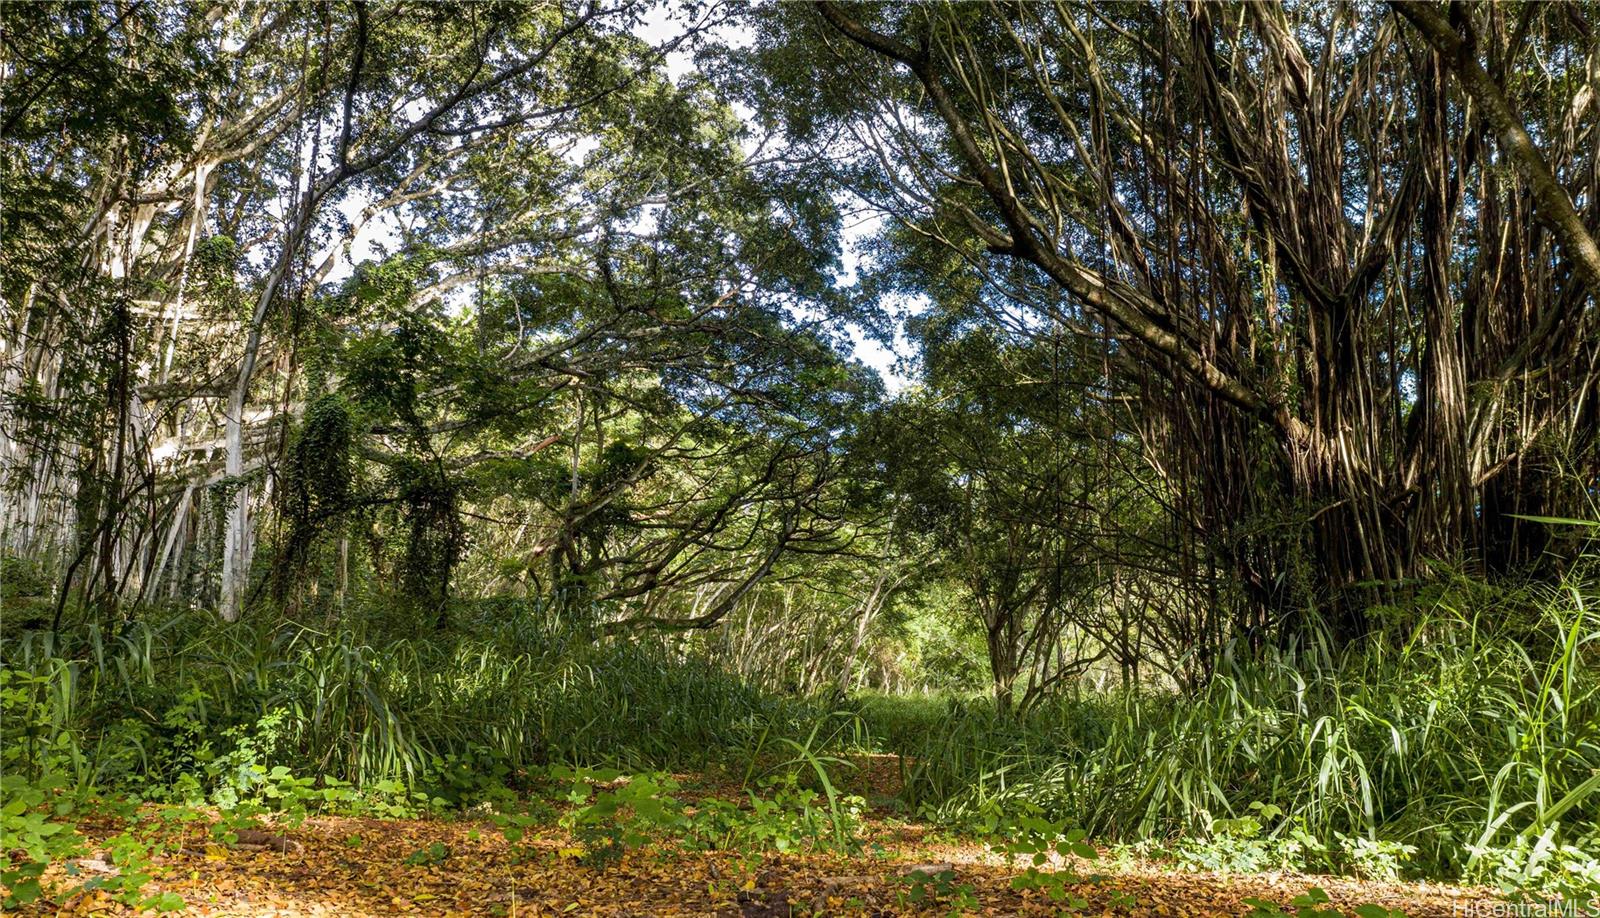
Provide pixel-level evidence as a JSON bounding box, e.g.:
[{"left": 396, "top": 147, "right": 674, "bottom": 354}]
[
  {"left": 4, "top": 579, "right": 1595, "bottom": 887},
  {"left": 863, "top": 579, "right": 1599, "bottom": 879}
]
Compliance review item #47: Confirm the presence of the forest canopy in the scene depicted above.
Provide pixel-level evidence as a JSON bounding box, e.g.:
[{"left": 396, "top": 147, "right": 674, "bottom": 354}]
[{"left": 2, "top": 1, "right": 1598, "bottom": 914}]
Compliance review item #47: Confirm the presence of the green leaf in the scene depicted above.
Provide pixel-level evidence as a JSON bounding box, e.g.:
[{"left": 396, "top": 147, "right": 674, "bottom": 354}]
[{"left": 139, "top": 891, "right": 186, "bottom": 912}]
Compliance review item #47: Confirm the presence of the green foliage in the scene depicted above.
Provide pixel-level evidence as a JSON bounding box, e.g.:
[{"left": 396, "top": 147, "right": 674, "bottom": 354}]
[
  {"left": 1242, "top": 888, "right": 1338, "bottom": 918},
  {"left": 897, "top": 867, "right": 979, "bottom": 915},
  {"left": 1243, "top": 887, "right": 1408, "bottom": 918},
  {"left": 861, "top": 579, "right": 1600, "bottom": 893},
  {"left": 879, "top": 588, "right": 990, "bottom": 693},
  {"left": 7, "top": 4, "right": 1600, "bottom": 914},
  {"left": 1468, "top": 829, "right": 1600, "bottom": 905},
  {"left": 3, "top": 575, "right": 1596, "bottom": 903},
  {"left": 539, "top": 760, "right": 865, "bottom": 870},
  {"left": 0, "top": 772, "right": 190, "bottom": 912},
  {"left": 735, "top": 772, "right": 865, "bottom": 855},
  {"left": 1337, "top": 834, "right": 1418, "bottom": 883},
  {"left": 0, "top": 556, "right": 54, "bottom": 628},
  {"left": 552, "top": 767, "right": 684, "bottom": 867},
  {"left": 1, "top": 663, "right": 83, "bottom": 782},
  {"left": 275, "top": 394, "right": 357, "bottom": 602},
  {"left": 1149, "top": 803, "right": 1333, "bottom": 875},
  {"left": 403, "top": 842, "right": 453, "bottom": 867},
  {"left": 992, "top": 814, "right": 1099, "bottom": 906},
  {"left": 0, "top": 773, "right": 82, "bottom": 908}
]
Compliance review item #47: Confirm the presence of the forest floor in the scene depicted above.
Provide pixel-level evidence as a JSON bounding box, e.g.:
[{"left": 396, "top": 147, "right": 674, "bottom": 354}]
[{"left": 29, "top": 758, "right": 1504, "bottom": 918}]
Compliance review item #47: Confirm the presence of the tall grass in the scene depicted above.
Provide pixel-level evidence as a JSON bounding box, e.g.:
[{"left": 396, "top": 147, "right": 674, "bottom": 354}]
[
  {"left": 4, "top": 576, "right": 1595, "bottom": 887},
  {"left": 861, "top": 578, "right": 1600, "bottom": 878},
  {"left": 2, "top": 603, "right": 825, "bottom": 793}
]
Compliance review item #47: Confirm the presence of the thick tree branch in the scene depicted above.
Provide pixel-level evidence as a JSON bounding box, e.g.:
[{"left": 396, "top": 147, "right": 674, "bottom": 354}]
[
  {"left": 814, "top": 1, "right": 1267, "bottom": 417},
  {"left": 1391, "top": 1, "right": 1600, "bottom": 298}
]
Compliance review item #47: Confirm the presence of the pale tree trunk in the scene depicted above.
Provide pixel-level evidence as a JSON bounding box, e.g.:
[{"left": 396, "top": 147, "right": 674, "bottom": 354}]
[
  {"left": 158, "top": 162, "right": 215, "bottom": 384},
  {"left": 219, "top": 300, "right": 275, "bottom": 618},
  {"left": 836, "top": 561, "right": 907, "bottom": 695},
  {"left": 220, "top": 232, "right": 300, "bottom": 620}
]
